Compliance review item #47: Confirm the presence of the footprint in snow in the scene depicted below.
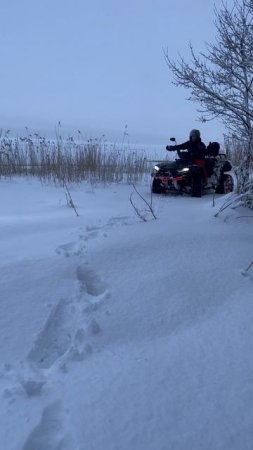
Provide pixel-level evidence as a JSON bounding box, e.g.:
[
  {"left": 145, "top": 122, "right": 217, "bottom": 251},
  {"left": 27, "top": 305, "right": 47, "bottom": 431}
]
[
  {"left": 107, "top": 215, "right": 133, "bottom": 227},
  {"left": 66, "top": 328, "right": 93, "bottom": 363},
  {"left": 83, "top": 225, "right": 101, "bottom": 241},
  {"left": 26, "top": 261, "right": 107, "bottom": 371},
  {"left": 27, "top": 298, "right": 75, "bottom": 369},
  {"left": 76, "top": 265, "right": 108, "bottom": 297},
  {"left": 27, "top": 294, "right": 102, "bottom": 370},
  {"left": 56, "top": 241, "right": 86, "bottom": 258},
  {"left": 0, "top": 360, "right": 47, "bottom": 400},
  {"left": 22, "top": 400, "right": 77, "bottom": 450},
  {"left": 80, "top": 217, "right": 132, "bottom": 242}
]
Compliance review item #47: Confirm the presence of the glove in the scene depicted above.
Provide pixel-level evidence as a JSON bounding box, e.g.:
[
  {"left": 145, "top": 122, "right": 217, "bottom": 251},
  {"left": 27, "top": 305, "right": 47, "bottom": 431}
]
[{"left": 166, "top": 145, "right": 174, "bottom": 151}]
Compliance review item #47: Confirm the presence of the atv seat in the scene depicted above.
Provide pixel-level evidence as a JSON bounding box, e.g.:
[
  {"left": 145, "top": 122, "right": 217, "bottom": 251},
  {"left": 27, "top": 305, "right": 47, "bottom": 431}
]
[{"left": 206, "top": 142, "right": 220, "bottom": 157}]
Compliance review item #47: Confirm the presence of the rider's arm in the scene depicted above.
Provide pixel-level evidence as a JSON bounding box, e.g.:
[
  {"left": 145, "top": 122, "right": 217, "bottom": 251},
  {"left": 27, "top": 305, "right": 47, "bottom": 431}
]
[
  {"left": 173, "top": 141, "right": 190, "bottom": 159},
  {"left": 171, "top": 141, "right": 189, "bottom": 151}
]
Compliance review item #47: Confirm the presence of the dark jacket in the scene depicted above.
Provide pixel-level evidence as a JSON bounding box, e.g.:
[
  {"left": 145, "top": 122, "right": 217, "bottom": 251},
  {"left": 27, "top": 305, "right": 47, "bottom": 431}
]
[{"left": 172, "top": 139, "right": 206, "bottom": 160}]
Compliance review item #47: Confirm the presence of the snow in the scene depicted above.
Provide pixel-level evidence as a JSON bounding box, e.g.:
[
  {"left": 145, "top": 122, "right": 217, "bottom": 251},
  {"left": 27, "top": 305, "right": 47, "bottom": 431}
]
[{"left": 0, "top": 177, "right": 252, "bottom": 450}]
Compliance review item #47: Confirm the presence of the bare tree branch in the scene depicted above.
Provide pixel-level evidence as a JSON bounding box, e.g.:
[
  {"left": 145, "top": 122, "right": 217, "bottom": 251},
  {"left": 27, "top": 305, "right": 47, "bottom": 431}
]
[{"left": 165, "top": 0, "right": 253, "bottom": 191}]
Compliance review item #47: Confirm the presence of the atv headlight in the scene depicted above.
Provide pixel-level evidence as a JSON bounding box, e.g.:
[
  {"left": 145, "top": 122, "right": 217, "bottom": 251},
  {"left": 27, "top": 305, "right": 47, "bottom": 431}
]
[
  {"left": 181, "top": 167, "right": 189, "bottom": 172},
  {"left": 154, "top": 165, "right": 160, "bottom": 171}
]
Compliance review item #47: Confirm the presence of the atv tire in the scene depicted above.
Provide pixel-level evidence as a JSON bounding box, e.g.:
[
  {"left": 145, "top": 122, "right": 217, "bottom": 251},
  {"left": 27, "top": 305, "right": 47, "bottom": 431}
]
[
  {"left": 152, "top": 178, "right": 165, "bottom": 194},
  {"left": 215, "top": 174, "right": 234, "bottom": 194},
  {"left": 191, "top": 176, "right": 202, "bottom": 197}
]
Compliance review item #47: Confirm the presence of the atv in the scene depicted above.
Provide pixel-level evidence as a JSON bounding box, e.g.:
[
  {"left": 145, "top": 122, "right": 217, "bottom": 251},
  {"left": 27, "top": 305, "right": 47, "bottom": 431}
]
[{"left": 151, "top": 139, "right": 234, "bottom": 197}]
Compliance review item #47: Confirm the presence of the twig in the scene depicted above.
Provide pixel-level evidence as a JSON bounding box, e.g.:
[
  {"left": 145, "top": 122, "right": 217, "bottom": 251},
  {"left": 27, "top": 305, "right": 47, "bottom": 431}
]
[
  {"left": 245, "top": 261, "right": 253, "bottom": 272},
  {"left": 132, "top": 184, "right": 157, "bottom": 220},
  {"left": 214, "top": 192, "right": 249, "bottom": 217},
  {"left": 130, "top": 193, "right": 147, "bottom": 222},
  {"left": 63, "top": 181, "right": 79, "bottom": 217}
]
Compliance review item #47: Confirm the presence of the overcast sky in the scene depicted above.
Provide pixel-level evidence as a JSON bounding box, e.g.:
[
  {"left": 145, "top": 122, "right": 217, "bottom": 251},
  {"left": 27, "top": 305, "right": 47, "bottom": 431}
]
[{"left": 0, "top": 0, "right": 233, "bottom": 144}]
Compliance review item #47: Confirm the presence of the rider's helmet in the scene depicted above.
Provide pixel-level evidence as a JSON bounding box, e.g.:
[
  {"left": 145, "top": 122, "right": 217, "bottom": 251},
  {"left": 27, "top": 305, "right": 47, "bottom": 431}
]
[{"left": 189, "top": 129, "right": 201, "bottom": 140}]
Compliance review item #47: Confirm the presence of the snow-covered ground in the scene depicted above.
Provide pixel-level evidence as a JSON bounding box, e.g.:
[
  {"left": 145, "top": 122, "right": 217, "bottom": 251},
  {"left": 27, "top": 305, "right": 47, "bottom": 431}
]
[{"left": 0, "top": 177, "right": 252, "bottom": 450}]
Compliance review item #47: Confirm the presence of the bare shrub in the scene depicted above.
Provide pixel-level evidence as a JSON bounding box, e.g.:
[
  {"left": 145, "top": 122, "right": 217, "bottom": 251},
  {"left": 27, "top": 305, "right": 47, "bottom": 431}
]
[
  {"left": 224, "top": 135, "right": 253, "bottom": 169},
  {"left": 130, "top": 184, "right": 157, "bottom": 222}
]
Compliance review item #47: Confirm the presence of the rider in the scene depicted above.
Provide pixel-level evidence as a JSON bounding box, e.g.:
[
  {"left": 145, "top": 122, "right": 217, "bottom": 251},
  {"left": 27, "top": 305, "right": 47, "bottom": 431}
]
[{"left": 166, "top": 129, "right": 206, "bottom": 161}]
